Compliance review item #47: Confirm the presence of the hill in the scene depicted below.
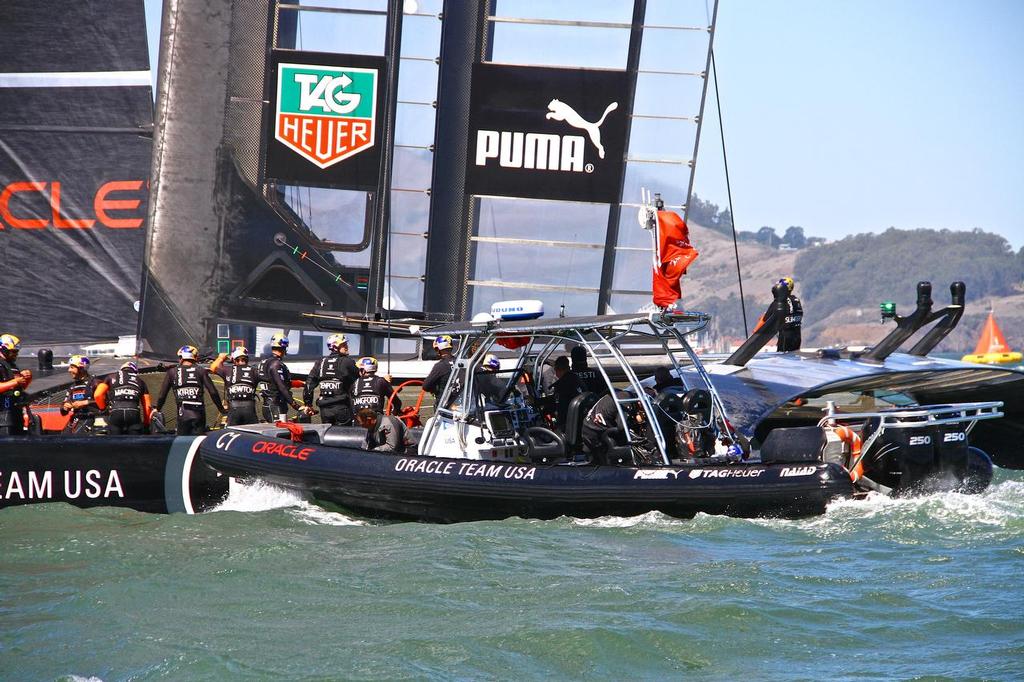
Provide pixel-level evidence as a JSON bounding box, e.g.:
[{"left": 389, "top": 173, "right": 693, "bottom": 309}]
[{"left": 682, "top": 224, "right": 1024, "bottom": 352}]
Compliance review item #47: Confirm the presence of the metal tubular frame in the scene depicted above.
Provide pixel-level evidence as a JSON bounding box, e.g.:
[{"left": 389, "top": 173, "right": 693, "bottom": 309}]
[{"left": 421, "top": 312, "right": 732, "bottom": 466}]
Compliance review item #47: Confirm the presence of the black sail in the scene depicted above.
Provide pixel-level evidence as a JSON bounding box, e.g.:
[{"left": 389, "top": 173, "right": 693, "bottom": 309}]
[{"left": 0, "top": 0, "right": 153, "bottom": 343}]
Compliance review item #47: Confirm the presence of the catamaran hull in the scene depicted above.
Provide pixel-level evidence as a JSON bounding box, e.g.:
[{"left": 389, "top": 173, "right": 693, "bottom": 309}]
[
  {"left": 0, "top": 436, "right": 229, "bottom": 514},
  {"left": 200, "top": 430, "right": 855, "bottom": 522}
]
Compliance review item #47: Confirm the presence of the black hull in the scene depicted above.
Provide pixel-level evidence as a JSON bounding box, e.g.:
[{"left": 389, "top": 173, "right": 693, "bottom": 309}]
[
  {"left": 200, "top": 430, "right": 855, "bottom": 523},
  {"left": 0, "top": 436, "right": 229, "bottom": 514}
]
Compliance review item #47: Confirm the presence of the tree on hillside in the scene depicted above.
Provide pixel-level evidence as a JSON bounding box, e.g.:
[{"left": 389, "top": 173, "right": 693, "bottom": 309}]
[
  {"left": 783, "top": 226, "right": 806, "bottom": 248},
  {"left": 757, "top": 226, "right": 780, "bottom": 248},
  {"left": 794, "top": 228, "right": 1023, "bottom": 316}
]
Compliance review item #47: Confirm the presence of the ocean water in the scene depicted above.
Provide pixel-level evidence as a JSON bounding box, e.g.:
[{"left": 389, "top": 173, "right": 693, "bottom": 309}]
[{"left": 3, "top": 471, "right": 1023, "bottom": 681}]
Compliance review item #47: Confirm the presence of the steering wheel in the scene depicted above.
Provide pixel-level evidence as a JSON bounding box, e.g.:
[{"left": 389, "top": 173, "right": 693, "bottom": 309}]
[{"left": 387, "top": 379, "right": 425, "bottom": 428}]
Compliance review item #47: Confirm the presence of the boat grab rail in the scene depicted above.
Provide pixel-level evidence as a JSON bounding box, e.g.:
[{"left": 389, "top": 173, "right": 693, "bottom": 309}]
[{"left": 819, "top": 401, "right": 1004, "bottom": 431}]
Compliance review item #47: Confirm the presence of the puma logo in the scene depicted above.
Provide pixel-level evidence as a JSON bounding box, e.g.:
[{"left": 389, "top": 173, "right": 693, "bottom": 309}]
[{"left": 546, "top": 99, "right": 618, "bottom": 159}]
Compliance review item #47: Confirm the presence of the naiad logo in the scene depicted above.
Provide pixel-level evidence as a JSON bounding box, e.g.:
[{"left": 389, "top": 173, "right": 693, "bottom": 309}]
[{"left": 275, "top": 63, "right": 378, "bottom": 169}]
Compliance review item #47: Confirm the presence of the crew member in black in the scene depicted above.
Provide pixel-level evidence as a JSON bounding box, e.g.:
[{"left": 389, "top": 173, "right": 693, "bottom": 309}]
[
  {"left": 652, "top": 366, "right": 684, "bottom": 393},
  {"left": 60, "top": 355, "right": 103, "bottom": 434},
  {"left": 776, "top": 277, "right": 803, "bottom": 352},
  {"left": 356, "top": 407, "right": 410, "bottom": 454},
  {"left": 754, "top": 277, "right": 803, "bottom": 352},
  {"left": 95, "top": 360, "right": 151, "bottom": 435},
  {"left": 155, "top": 344, "right": 226, "bottom": 435},
  {"left": 304, "top": 333, "right": 358, "bottom": 425},
  {"left": 422, "top": 334, "right": 456, "bottom": 401},
  {"left": 257, "top": 333, "right": 310, "bottom": 422},
  {"left": 475, "top": 354, "right": 506, "bottom": 404},
  {"left": 351, "top": 357, "right": 401, "bottom": 415},
  {"left": 0, "top": 333, "right": 32, "bottom": 436},
  {"left": 570, "top": 345, "right": 605, "bottom": 395},
  {"left": 551, "top": 355, "right": 582, "bottom": 428},
  {"left": 580, "top": 390, "right": 630, "bottom": 462},
  {"left": 210, "top": 346, "right": 260, "bottom": 426}
]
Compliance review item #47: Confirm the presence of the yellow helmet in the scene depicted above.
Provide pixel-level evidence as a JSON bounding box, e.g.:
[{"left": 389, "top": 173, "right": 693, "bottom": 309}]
[
  {"left": 327, "top": 333, "right": 348, "bottom": 352},
  {"left": 779, "top": 277, "right": 795, "bottom": 292},
  {"left": 0, "top": 333, "right": 20, "bottom": 353},
  {"left": 68, "top": 354, "right": 91, "bottom": 369},
  {"left": 432, "top": 335, "right": 454, "bottom": 351},
  {"left": 177, "top": 345, "right": 199, "bottom": 361},
  {"left": 357, "top": 356, "right": 378, "bottom": 373},
  {"left": 270, "top": 333, "right": 290, "bottom": 350}
]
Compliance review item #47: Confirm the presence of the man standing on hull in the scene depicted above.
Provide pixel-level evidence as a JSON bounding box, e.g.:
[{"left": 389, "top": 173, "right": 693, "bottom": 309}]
[
  {"left": 258, "top": 333, "right": 311, "bottom": 423},
  {"left": 61, "top": 355, "right": 103, "bottom": 434},
  {"left": 304, "top": 333, "right": 358, "bottom": 426},
  {"left": 0, "top": 334, "right": 32, "bottom": 436},
  {"left": 351, "top": 357, "right": 401, "bottom": 415},
  {"left": 156, "top": 345, "right": 226, "bottom": 435},
  {"left": 210, "top": 346, "right": 260, "bottom": 426},
  {"left": 95, "top": 360, "right": 151, "bottom": 435}
]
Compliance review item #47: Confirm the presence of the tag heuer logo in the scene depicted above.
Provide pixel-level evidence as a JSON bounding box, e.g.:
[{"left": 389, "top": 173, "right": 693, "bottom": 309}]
[{"left": 275, "top": 63, "right": 378, "bottom": 169}]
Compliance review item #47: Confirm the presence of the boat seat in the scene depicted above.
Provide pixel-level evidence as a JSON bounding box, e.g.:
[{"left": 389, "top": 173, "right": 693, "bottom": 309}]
[
  {"left": 321, "top": 425, "right": 371, "bottom": 449},
  {"left": 601, "top": 427, "right": 634, "bottom": 466},
  {"left": 526, "top": 426, "right": 566, "bottom": 462},
  {"left": 563, "top": 391, "right": 599, "bottom": 451},
  {"left": 760, "top": 426, "right": 826, "bottom": 464}
]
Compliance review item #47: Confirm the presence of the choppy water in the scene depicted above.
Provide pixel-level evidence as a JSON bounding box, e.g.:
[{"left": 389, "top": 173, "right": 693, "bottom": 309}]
[{"left": 3, "top": 471, "right": 1023, "bottom": 681}]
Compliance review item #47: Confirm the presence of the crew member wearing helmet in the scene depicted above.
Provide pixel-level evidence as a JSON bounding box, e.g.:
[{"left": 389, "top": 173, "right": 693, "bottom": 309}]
[
  {"left": 94, "top": 360, "right": 151, "bottom": 435},
  {"left": 753, "top": 277, "right": 803, "bottom": 352},
  {"left": 60, "top": 355, "right": 103, "bottom": 434},
  {"left": 304, "top": 333, "right": 358, "bottom": 426},
  {"left": 0, "top": 333, "right": 33, "bottom": 436},
  {"left": 155, "top": 345, "right": 226, "bottom": 435},
  {"left": 210, "top": 346, "right": 260, "bottom": 426},
  {"left": 475, "top": 353, "right": 505, "bottom": 405},
  {"left": 350, "top": 356, "right": 401, "bottom": 415},
  {"left": 776, "top": 277, "right": 803, "bottom": 352},
  {"left": 423, "top": 335, "right": 457, "bottom": 401},
  {"left": 257, "top": 333, "right": 311, "bottom": 422}
]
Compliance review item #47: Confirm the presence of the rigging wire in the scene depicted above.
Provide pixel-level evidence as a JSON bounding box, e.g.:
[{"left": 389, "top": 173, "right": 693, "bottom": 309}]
[{"left": 711, "top": 48, "right": 749, "bottom": 337}]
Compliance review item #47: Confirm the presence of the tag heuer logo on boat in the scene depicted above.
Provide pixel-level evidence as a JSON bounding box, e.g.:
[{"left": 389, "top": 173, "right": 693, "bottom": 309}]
[
  {"left": 275, "top": 63, "right": 377, "bottom": 169},
  {"left": 466, "top": 63, "right": 629, "bottom": 203},
  {"left": 265, "top": 50, "right": 385, "bottom": 190}
]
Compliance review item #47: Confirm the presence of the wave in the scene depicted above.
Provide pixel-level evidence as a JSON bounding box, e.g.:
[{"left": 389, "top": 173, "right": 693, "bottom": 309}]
[{"left": 212, "top": 478, "right": 365, "bottom": 526}]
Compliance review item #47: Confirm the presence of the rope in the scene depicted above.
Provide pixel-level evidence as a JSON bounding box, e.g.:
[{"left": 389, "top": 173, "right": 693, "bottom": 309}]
[
  {"left": 711, "top": 48, "right": 749, "bottom": 337},
  {"left": 275, "top": 235, "right": 351, "bottom": 288}
]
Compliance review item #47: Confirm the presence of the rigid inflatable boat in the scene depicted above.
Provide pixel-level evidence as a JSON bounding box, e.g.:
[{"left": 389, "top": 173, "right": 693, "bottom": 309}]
[{"left": 199, "top": 306, "right": 999, "bottom": 522}]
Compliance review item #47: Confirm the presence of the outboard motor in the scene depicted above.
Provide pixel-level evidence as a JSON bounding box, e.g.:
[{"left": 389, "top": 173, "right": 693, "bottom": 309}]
[
  {"left": 860, "top": 420, "right": 993, "bottom": 494},
  {"left": 37, "top": 348, "right": 53, "bottom": 371}
]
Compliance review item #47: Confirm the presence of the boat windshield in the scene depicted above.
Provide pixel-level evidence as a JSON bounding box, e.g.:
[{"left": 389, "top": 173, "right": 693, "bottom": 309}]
[{"left": 422, "top": 311, "right": 740, "bottom": 465}]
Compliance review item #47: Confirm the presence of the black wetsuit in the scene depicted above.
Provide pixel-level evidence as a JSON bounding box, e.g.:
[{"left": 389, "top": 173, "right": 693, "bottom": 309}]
[
  {"left": 258, "top": 356, "right": 299, "bottom": 422},
  {"left": 572, "top": 362, "right": 606, "bottom": 396},
  {"left": 423, "top": 356, "right": 455, "bottom": 399},
  {"left": 304, "top": 353, "right": 358, "bottom": 425},
  {"left": 104, "top": 368, "right": 148, "bottom": 435},
  {"left": 156, "top": 364, "right": 225, "bottom": 435},
  {"left": 214, "top": 363, "right": 259, "bottom": 426},
  {"left": 552, "top": 371, "right": 583, "bottom": 428},
  {"left": 475, "top": 371, "right": 506, "bottom": 405},
  {"left": 777, "top": 294, "right": 803, "bottom": 352},
  {"left": 0, "top": 356, "right": 27, "bottom": 436},
  {"left": 351, "top": 375, "right": 401, "bottom": 415},
  {"left": 581, "top": 393, "right": 622, "bottom": 461},
  {"left": 61, "top": 375, "right": 102, "bottom": 434}
]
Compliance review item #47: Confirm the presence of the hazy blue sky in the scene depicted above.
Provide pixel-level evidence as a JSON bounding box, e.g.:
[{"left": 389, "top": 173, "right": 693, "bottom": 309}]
[{"left": 143, "top": 0, "right": 1023, "bottom": 249}]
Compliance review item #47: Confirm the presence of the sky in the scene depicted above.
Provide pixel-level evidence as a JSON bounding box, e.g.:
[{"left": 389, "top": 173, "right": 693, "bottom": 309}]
[{"left": 143, "top": 0, "right": 1024, "bottom": 250}]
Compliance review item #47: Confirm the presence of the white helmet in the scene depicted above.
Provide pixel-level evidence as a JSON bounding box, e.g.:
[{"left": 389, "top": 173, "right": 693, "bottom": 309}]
[
  {"left": 327, "top": 334, "right": 348, "bottom": 352},
  {"left": 357, "top": 356, "right": 378, "bottom": 374},
  {"left": 231, "top": 346, "right": 249, "bottom": 361}
]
